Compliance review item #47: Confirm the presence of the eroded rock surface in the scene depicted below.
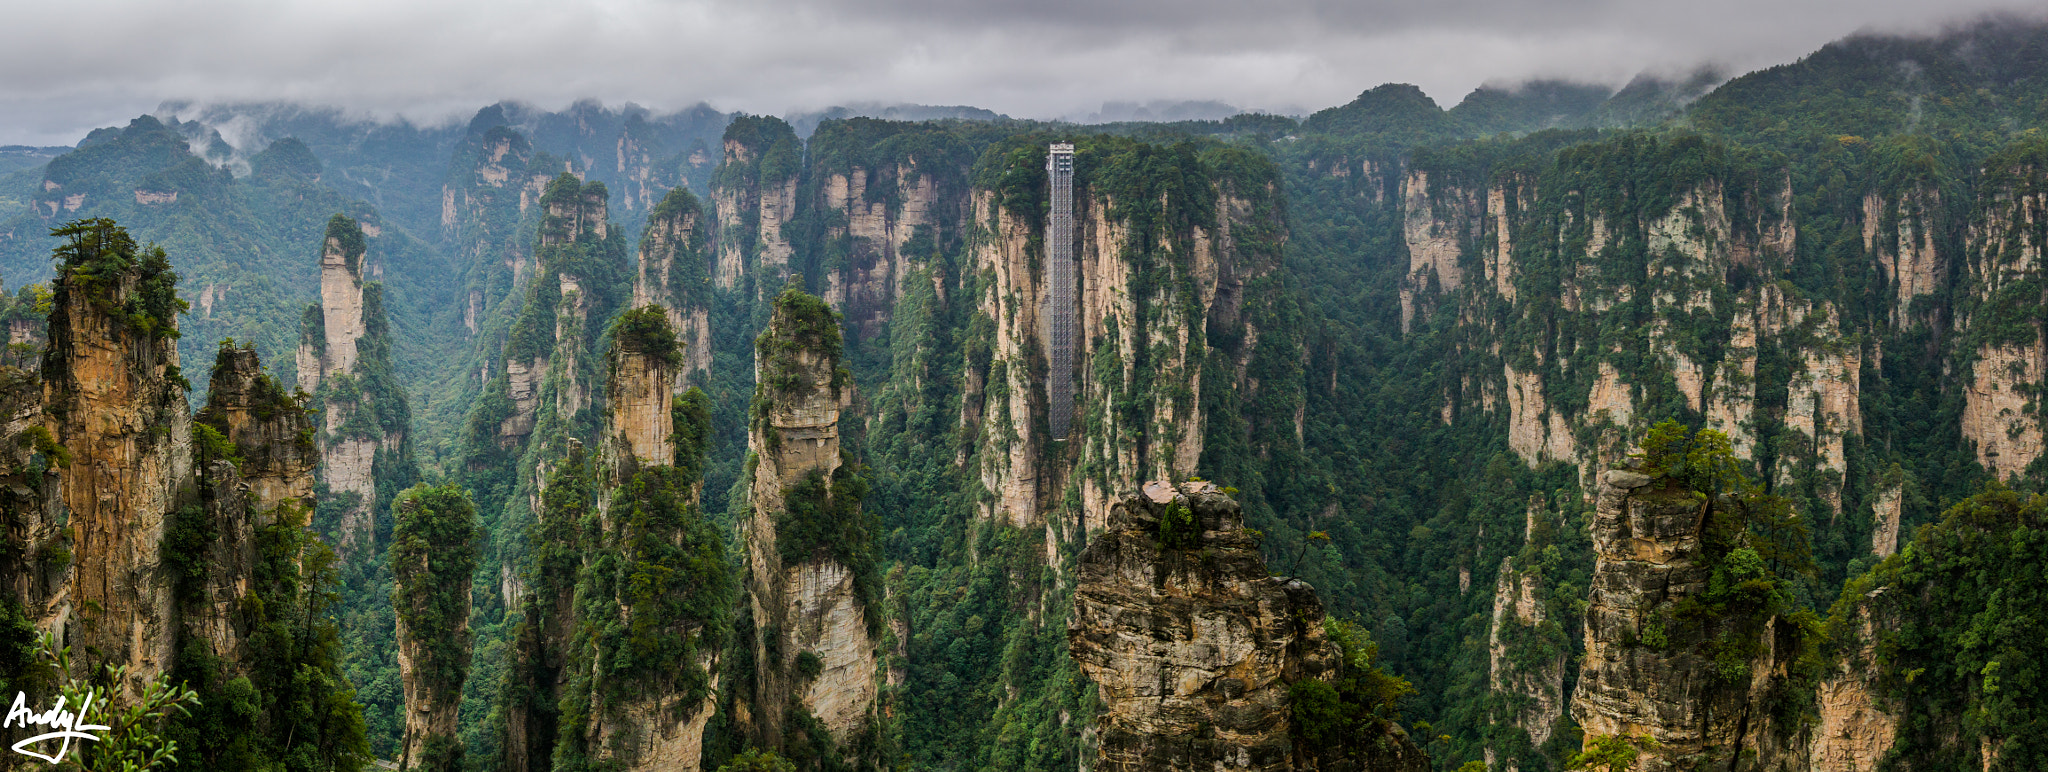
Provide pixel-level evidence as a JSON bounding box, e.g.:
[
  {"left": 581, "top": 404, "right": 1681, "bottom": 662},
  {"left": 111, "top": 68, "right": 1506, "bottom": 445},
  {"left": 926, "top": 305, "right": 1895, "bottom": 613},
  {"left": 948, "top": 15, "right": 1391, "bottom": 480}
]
[{"left": 1071, "top": 481, "right": 1428, "bottom": 772}]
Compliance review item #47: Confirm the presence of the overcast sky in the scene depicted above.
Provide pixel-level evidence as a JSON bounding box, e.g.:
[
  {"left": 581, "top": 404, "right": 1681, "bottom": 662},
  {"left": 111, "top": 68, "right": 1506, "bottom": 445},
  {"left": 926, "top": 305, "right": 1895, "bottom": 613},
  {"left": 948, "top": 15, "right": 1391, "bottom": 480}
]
[{"left": 0, "top": 0, "right": 2039, "bottom": 146}]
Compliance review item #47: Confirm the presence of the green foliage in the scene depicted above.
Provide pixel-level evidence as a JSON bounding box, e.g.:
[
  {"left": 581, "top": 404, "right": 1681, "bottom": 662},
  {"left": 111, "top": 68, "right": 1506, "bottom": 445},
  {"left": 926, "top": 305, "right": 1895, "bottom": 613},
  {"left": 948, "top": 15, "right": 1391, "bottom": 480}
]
[
  {"left": 1156, "top": 499, "right": 1199, "bottom": 550},
  {"left": 1565, "top": 734, "right": 1657, "bottom": 772},
  {"left": 610, "top": 304, "right": 681, "bottom": 368},
  {"left": 48, "top": 217, "right": 187, "bottom": 340},
  {"left": 1829, "top": 484, "right": 2048, "bottom": 766},
  {"left": 17, "top": 424, "right": 69, "bottom": 467},
  {"left": 193, "top": 423, "right": 241, "bottom": 468},
  {"left": 756, "top": 285, "right": 845, "bottom": 399},
  {"left": 776, "top": 466, "right": 878, "bottom": 628},
  {"left": 389, "top": 483, "right": 480, "bottom": 700},
  {"left": 1290, "top": 619, "right": 1417, "bottom": 761},
  {"left": 717, "top": 750, "right": 798, "bottom": 772},
  {"left": 36, "top": 631, "right": 202, "bottom": 771},
  {"left": 169, "top": 506, "right": 371, "bottom": 772}
]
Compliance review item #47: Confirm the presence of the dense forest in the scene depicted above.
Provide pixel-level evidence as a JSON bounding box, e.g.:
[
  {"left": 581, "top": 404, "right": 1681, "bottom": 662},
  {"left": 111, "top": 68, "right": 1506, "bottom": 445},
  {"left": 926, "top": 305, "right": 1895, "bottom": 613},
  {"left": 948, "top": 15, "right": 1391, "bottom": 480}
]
[{"left": 0, "top": 15, "right": 2046, "bottom": 772}]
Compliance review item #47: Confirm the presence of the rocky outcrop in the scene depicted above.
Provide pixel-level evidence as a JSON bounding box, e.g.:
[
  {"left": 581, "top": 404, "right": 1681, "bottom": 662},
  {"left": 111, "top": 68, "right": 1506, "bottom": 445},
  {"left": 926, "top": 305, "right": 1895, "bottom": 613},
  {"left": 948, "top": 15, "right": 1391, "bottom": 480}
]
[
  {"left": 1070, "top": 481, "right": 1429, "bottom": 772},
  {"left": 301, "top": 215, "right": 412, "bottom": 557},
  {"left": 1808, "top": 600, "right": 1899, "bottom": 772},
  {"left": 631, "top": 187, "right": 713, "bottom": 385},
  {"left": 711, "top": 117, "right": 800, "bottom": 294},
  {"left": 198, "top": 344, "right": 316, "bottom": 515},
  {"left": 1571, "top": 467, "right": 1804, "bottom": 769},
  {"left": 184, "top": 344, "right": 318, "bottom": 672},
  {"left": 41, "top": 222, "right": 193, "bottom": 688},
  {"left": 741, "top": 288, "right": 878, "bottom": 751},
  {"left": 803, "top": 121, "right": 968, "bottom": 339},
  {"left": 1399, "top": 169, "right": 1481, "bottom": 332},
  {"left": 390, "top": 484, "right": 478, "bottom": 771}
]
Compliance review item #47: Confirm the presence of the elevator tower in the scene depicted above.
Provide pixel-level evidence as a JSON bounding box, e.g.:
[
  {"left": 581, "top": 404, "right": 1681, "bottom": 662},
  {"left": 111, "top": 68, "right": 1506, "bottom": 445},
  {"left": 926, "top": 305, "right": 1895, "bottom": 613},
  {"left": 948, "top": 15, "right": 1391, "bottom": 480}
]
[{"left": 1044, "top": 142, "right": 1077, "bottom": 439}]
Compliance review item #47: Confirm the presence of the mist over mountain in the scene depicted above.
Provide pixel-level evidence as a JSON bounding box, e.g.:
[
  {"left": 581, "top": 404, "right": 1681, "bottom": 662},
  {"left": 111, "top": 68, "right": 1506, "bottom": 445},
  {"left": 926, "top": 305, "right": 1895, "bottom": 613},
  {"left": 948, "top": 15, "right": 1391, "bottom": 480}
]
[{"left": 3, "top": 9, "right": 2048, "bottom": 772}]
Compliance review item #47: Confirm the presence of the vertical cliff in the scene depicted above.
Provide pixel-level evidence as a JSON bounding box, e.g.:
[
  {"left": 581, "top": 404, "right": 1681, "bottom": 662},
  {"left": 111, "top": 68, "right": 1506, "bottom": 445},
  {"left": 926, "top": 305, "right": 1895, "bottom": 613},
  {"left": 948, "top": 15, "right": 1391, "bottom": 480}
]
[
  {"left": 712, "top": 117, "right": 802, "bottom": 295},
  {"left": 1570, "top": 436, "right": 1814, "bottom": 770},
  {"left": 475, "top": 173, "right": 624, "bottom": 453},
  {"left": 1484, "top": 503, "right": 1568, "bottom": 772},
  {"left": 184, "top": 343, "right": 317, "bottom": 675},
  {"left": 800, "top": 119, "right": 974, "bottom": 339},
  {"left": 738, "top": 287, "right": 879, "bottom": 757},
  {"left": 169, "top": 341, "right": 370, "bottom": 769},
  {"left": 1069, "top": 481, "right": 1429, "bottom": 771},
  {"left": 41, "top": 217, "right": 192, "bottom": 687},
  {"left": 1958, "top": 142, "right": 2048, "bottom": 481},
  {"left": 536, "top": 308, "right": 729, "bottom": 771},
  {"left": 632, "top": 187, "right": 714, "bottom": 385},
  {"left": 300, "top": 215, "right": 416, "bottom": 556},
  {"left": 391, "top": 483, "right": 479, "bottom": 771},
  {"left": 967, "top": 138, "right": 1283, "bottom": 534}
]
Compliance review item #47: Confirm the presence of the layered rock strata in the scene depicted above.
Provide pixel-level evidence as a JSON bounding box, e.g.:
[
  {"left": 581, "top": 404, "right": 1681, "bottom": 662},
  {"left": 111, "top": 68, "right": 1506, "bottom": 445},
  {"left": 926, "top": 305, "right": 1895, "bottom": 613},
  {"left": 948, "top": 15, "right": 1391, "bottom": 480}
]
[
  {"left": 1070, "top": 481, "right": 1429, "bottom": 772},
  {"left": 742, "top": 289, "right": 877, "bottom": 749},
  {"left": 1571, "top": 467, "right": 1804, "bottom": 768},
  {"left": 41, "top": 226, "right": 193, "bottom": 688}
]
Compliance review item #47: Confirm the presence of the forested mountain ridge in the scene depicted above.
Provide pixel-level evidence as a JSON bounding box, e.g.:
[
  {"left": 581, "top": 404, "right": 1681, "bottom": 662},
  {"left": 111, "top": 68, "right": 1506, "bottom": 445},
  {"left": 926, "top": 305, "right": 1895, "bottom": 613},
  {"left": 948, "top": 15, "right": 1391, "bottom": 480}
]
[{"left": 0, "top": 16, "right": 2044, "bottom": 772}]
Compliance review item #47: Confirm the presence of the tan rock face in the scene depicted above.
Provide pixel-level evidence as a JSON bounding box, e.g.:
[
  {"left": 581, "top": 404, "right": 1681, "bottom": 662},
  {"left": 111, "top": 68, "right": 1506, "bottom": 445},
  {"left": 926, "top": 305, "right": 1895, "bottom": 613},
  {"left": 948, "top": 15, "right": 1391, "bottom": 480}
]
[
  {"left": 970, "top": 165, "right": 1274, "bottom": 534},
  {"left": 1809, "top": 604, "right": 1899, "bottom": 772},
  {"left": 787, "top": 560, "right": 878, "bottom": 739},
  {"left": 43, "top": 262, "right": 192, "bottom": 689},
  {"left": 819, "top": 166, "right": 941, "bottom": 337},
  {"left": 632, "top": 198, "right": 712, "bottom": 385},
  {"left": 317, "top": 235, "right": 366, "bottom": 381},
  {"left": 1962, "top": 343, "right": 2044, "bottom": 480},
  {"left": 1865, "top": 188, "right": 1945, "bottom": 327},
  {"left": 1488, "top": 557, "right": 1565, "bottom": 765},
  {"left": 742, "top": 292, "right": 876, "bottom": 750},
  {"left": 1400, "top": 170, "right": 1480, "bottom": 332},
  {"left": 501, "top": 355, "right": 545, "bottom": 440},
  {"left": 1870, "top": 479, "right": 1903, "bottom": 557},
  {"left": 1070, "top": 482, "right": 1429, "bottom": 772},
  {"left": 1572, "top": 468, "right": 1804, "bottom": 769},
  {"left": 584, "top": 651, "right": 719, "bottom": 771},
  {"left": 1504, "top": 363, "right": 1576, "bottom": 465},
  {"left": 1959, "top": 162, "right": 2048, "bottom": 478},
  {"left": 711, "top": 137, "right": 799, "bottom": 293},
  {"left": 199, "top": 346, "right": 317, "bottom": 516},
  {"left": 607, "top": 346, "right": 673, "bottom": 467}
]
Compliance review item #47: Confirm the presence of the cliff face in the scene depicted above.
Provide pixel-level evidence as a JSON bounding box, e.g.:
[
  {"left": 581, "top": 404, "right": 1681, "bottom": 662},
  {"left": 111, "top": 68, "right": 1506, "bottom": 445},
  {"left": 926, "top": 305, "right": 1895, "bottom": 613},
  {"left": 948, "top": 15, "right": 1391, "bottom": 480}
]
[
  {"left": 631, "top": 188, "right": 713, "bottom": 385},
  {"left": 1571, "top": 467, "right": 1807, "bottom": 769},
  {"left": 1069, "top": 481, "right": 1429, "bottom": 772},
  {"left": 817, "top": 164, "right": 938, "bottom": 337},
  {"left": 1485, "top": 513, "right": 1567, "bottom": 772},
  {"left": 489, "top": 174, "right": 620, "bottom": 450},
  {"left": 1959, "top": 156, "right": 2048, "bottom": 480},
  {"left": 711, "top": 117, "right": 801, "bottom": 294},
  {"left": 1807, "top": 601, "right": 1898, "bottom": 772},
  {"left": 1408, "top": 141, "right": 1871, "bottom": 525},
  {"left": 186, "top": 344, "right": 318, "bottom": 676},
  {"left": 41, "top": 223, "right": 192, "bottom": 688},
  {"left": 300, "top": 215, "right": 412, "bottom": 557},
  {"left": 200, "top": 346, "right": 317, "bottom": 515},
  {"left": 741, "top": 288, "right": 878, "bottom": 752},
  {"left": 967, "top": 141, "right": 1282, "bottom": 535}
]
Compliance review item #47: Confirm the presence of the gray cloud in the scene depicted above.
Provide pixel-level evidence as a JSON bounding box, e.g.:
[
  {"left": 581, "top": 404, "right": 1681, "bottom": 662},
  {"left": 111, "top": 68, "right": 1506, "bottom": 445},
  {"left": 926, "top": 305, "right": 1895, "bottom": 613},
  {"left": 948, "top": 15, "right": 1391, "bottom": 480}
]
[{"left": 0, "top": 0, "right": 2038, "bottom": 145}]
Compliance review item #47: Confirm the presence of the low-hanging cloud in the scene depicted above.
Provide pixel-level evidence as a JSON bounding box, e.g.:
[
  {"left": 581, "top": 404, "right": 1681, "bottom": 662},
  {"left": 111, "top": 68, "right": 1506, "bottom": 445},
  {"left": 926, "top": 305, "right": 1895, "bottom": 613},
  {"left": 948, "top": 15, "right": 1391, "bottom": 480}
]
[{"left": 0, "top": 0, "right": 2038, "bottom": 145}]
